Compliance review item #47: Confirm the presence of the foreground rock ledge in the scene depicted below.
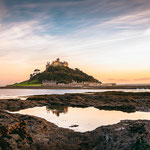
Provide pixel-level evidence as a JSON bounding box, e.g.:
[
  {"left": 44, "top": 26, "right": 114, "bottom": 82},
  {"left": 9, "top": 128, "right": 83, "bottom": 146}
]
[{"left": 0, "top": 110, "right": 150, "bottom": 150}]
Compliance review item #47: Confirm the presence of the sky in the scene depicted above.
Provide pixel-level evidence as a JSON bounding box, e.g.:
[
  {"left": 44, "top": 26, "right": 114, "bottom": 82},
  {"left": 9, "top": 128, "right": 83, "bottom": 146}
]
[{"left": 0, "top": 0, "right": 150, "bottom": 86}]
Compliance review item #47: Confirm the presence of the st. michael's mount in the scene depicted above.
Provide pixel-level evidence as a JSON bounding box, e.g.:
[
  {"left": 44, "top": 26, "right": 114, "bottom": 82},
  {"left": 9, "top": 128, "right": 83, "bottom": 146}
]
[
  {"left": 30, "top": 58, "right": 102, "bottom": 87},
  {"left": 11, "top": 58, "right": 116, "bottom": 88}
]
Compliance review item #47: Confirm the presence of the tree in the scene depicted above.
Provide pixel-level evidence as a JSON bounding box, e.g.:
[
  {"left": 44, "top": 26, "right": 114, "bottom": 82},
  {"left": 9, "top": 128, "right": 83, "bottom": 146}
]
[{"left": 34, "top": 69, "right": 40, "bottom": 74}]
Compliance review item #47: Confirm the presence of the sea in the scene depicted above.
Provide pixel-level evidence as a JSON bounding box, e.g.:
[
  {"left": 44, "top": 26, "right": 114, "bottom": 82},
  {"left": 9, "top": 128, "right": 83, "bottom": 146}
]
[{"left": 1, "top": 88, "right": 150, "bottom": 99}]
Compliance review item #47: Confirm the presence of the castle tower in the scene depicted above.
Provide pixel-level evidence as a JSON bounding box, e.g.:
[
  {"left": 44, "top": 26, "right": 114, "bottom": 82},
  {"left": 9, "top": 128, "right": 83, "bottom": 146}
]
[{"left": 48, "top": 58, "right": 69, "bottom": 67}]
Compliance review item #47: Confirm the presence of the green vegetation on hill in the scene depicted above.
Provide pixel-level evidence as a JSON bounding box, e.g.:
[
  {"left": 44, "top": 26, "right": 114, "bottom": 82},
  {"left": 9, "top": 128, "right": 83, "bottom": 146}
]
[
  {"left": 8, "top": 80, "right": 42, "bottom": 87},
  {"left": 29, "top": 66, "right": 101, "bottom": 84},
  {"left": 8, "top": 66, "right": 101, "bottom": 87}
]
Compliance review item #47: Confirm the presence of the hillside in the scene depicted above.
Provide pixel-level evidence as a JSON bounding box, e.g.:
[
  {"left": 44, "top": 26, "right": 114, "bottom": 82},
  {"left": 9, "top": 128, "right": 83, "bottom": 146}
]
[{"left": 28, "top": 66, "right": 101, "bottom": 84}]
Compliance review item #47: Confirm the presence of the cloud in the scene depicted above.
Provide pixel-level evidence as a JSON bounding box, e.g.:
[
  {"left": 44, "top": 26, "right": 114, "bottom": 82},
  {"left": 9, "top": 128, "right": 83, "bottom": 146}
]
[
  {"left": 16, "top": 1, "right": 82, "bottom": 9},
  {"left": 1, "top": 0, "right": 150, "bottom": 85},
  {"left": 107, "top": 78, "right": 129, "bottom": 82},
  {"left": 1, "top": 0, "right": 150, "bottom": 59},
  {"left": 0, "top": 19, "right": 80, "bottom": 64},
  {"left": 0, "top": 0, "right": 8, "bottom": 21},
  {"left": 134, "top": 78, "right": 150, "bottom": 81}
]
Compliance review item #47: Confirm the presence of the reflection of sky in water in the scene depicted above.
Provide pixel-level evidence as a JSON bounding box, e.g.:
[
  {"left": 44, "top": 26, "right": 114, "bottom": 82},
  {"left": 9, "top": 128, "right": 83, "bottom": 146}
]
[
  {"left": 1, "top": 89, "right": 150, "bottom": 99},
  {"left": 12, "top": 106, "right": 150, "bottom": 132}
]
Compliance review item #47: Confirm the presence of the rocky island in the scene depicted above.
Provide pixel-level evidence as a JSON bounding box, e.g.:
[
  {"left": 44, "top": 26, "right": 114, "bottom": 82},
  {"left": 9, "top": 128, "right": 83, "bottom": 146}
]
[
  {"left": 1, "top": 91, "right": 150, "bottom": 149},
  {"left": 8, "top": 58, "right": 118, "bottom": 88}
]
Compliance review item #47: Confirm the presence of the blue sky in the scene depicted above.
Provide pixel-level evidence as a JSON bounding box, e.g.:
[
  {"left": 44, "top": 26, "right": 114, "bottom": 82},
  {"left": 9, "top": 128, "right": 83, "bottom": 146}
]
[{"left": 0, "top": 0, "right": 150, "bottom": 85}]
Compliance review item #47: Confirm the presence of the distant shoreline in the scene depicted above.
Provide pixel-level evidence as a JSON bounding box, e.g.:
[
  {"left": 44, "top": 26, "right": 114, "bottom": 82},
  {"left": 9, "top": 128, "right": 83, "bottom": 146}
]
[{"left": 1, "top": 85, "right": 150, "bottom": 89}]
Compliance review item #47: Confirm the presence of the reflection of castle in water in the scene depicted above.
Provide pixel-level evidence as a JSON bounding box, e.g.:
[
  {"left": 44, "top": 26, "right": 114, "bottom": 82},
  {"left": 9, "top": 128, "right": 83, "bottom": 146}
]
[{"left": 46, "top": 105, "right": 68, "bottom": 117}]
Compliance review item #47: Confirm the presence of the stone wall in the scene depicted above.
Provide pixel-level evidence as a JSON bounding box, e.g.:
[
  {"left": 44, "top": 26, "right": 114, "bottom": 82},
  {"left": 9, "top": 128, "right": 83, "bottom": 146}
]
[{"left": 42, "top": 81, "right": 102, "bottom": 87}]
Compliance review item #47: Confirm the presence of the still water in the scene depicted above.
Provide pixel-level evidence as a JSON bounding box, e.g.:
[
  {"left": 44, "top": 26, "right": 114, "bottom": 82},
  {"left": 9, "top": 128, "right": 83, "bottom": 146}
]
[
  {"left": 1, "top": 88, "right": 150, "bottom": 99},
  {"left": 12, "top": 106, "right": 150, "bottom": 132}
]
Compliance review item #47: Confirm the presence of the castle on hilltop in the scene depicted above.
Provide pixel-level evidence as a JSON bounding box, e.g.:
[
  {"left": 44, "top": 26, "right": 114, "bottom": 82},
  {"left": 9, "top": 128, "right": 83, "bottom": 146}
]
[{"left": 46, "top": 58, "right": 68, "bottom": 69}]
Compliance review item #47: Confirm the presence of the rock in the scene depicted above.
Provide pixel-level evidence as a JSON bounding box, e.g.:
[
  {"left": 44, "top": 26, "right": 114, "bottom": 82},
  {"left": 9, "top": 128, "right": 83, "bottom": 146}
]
[
  {"left": 69, "top": 125, "right": 79, "bottom": 128},
  {"left": 0, "top": 110, "right": 150, "bottom": 149},
  {"left": 0, "top": 110, "right": 81, "bottom": 150},
  {"left": 1, "top": 91, "right": 150, "bottom": 112},
  {"left": 1, "top": 91, "right": 150, "bottom": 149}
]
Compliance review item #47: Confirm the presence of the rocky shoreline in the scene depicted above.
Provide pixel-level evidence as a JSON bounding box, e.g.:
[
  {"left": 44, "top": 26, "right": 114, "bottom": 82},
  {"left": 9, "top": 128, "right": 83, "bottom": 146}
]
[
  {"left": 1, "top": 110, "right": 150, "bottom": 150},
  {"left": 1, "top": 91, "right": 150, "bottom": 112},
  {"left": 1, "top": 91, "right": 150, "bottom": 149}
]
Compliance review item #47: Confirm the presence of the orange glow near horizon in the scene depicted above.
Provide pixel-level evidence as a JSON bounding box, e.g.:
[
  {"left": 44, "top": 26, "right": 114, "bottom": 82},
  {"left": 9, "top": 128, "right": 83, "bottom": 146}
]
[{"left": 0, "top": 61, "right": 150, "bottom": 86}]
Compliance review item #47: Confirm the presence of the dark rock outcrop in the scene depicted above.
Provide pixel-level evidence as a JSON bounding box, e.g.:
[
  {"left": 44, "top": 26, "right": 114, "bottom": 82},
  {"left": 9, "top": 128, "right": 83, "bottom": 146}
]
[
  {"left": 0, "top": 110, "right": 82, "bottom": 150},
  {"left": 0, "top": 110, "right": 150, "bottom": 150},
  {"left": 1, "top": 91, "right": 150, "bottom": 112}
]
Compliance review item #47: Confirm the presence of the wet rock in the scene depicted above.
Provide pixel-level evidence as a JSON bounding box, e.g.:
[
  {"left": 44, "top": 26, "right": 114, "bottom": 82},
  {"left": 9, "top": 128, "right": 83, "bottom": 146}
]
[
  {"left": 1, "top": 91, "right": 150, "bottom": 112},
  {"left": 0, "top": 110, "right": 150, "bottom": 150},
  {"left": 69, "top": 125, "right": 79, "bottom": 128},
  {"left": 0, "top": 110, "right": 81, "bottom": 150},
  {"left": 1, "top": 92, "right": 150, "bottom": 149}
]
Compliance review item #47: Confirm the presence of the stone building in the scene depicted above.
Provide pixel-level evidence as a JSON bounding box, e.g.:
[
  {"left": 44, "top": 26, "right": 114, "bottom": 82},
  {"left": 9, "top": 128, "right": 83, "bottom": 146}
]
[
  {"left": 42, "top": 81, "right": 57, "bottom": 86},
  {"left": 46, "top": 58, "right": 68, "bottom": 70},
  {"left": 42, "top": 80, "right": 102, "bottom": 87}
]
